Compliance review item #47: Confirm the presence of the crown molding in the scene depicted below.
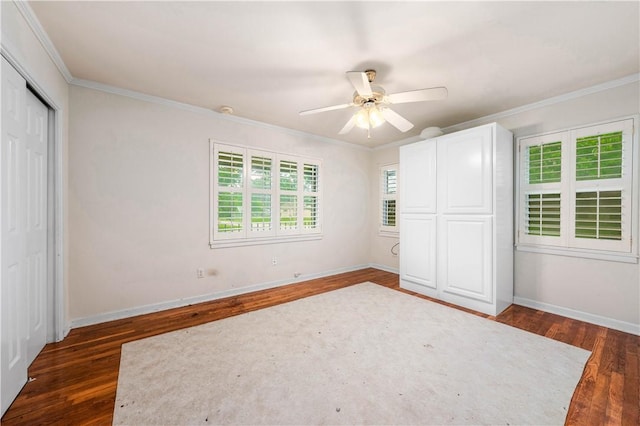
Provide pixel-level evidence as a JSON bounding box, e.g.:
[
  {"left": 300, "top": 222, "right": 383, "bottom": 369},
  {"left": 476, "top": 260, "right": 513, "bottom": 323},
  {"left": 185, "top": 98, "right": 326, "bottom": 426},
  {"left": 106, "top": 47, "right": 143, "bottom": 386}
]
[
  {"left": 441, "top": 73, "right": 640, "bottom": 134},
  {"left": 1, "top": 43, "right": 62, "bottom": 110},
  {"left": 12, "top": 0, "right": 638, "bottom": 151},
  {"left": 375, "top": 73, "right": 640, "bottom": 150},
  {"left": 70, "top": 78, "right": 369, "bottom": 151},
  {"left": 13, "top": 0, "right": 73, "bottom": 83},
  {"left": 372, "top": 134, "right": 423, "bottom": 151}
]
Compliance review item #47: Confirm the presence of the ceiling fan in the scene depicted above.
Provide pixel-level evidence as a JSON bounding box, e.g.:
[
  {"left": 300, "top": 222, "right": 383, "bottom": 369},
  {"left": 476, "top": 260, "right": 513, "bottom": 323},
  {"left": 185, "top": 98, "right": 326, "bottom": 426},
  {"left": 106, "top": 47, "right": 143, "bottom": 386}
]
[{"left": 299, "top": 69, "right": 448, "bottom": 137}]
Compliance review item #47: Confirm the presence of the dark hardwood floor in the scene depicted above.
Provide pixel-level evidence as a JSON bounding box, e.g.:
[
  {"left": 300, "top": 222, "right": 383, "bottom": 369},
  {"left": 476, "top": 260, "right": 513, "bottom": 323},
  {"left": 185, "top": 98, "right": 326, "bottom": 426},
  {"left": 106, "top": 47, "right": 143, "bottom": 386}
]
[{"left": 2, "top": 268, "right": 638, "bottom": 425}]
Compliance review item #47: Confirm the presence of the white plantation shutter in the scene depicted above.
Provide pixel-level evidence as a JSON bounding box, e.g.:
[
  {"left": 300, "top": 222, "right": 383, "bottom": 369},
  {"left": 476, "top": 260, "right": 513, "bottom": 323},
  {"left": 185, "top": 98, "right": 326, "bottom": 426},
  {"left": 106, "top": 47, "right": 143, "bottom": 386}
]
[
  {"left": 382, "top": 200, "right": 396, "bottom": 226},
  {"left": 569, "top": 120, "right": 633, "bottom": 252},
  {"left": 303, "top": 164, "right": 318, "bottom": 192},
  {"left": 250, "top": 155, "right": 272, "bottom": 190},
  {"left": 575, "top": 190, "right": 622, "bottom": 240},
  {"left": 575, "top": 133, "right": 623, "bottom": 180},
  {"left": 303, "top": 163, "right": 320, "bottom": 231},
  {"left": 249, "top": 152, "right": 274, "bottom": 235},
  {"left": 519, "top": 133, "right": 569, "bottom": 247},
  {"left": 210, "top": 141, "right": 322, "bottom": 247},
  {"left": 526, "top": 192, "right": 561, "bottom": 237},
  {"left": 213, "top": 145, "right": 245, "bottom": 239},
  {"left": 279, "top": 159, "right": 298, "bottom": 232},
  {"left": 517, "top": 117, "right": 636, "bottom": 259},
  {"left": 380, "top": 164, "right": 398, "bottom": 234}
]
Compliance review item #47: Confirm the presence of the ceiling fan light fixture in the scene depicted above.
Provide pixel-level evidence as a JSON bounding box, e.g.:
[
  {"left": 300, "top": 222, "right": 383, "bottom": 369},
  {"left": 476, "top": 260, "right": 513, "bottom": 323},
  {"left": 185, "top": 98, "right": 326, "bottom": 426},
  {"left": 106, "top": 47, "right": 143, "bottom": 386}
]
[
  {"left": 369, "top": 106, "right": 385, "bottom": 128},
  {"left": 299, "top": 69, "right": 447, "bottom": 137},
  {"left": 355, "top": 108, "right": 370, "bottom": 129},
  {"left": 355, "top": 104, "right": 385, "bottom": 130}
]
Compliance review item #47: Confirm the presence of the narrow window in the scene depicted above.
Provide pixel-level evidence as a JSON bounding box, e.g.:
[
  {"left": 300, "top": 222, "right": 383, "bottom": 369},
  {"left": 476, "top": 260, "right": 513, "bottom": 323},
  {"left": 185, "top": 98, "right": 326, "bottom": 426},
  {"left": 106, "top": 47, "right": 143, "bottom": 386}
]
[{"left": 380, "top": 164, "right": 398, "bottom": 234}]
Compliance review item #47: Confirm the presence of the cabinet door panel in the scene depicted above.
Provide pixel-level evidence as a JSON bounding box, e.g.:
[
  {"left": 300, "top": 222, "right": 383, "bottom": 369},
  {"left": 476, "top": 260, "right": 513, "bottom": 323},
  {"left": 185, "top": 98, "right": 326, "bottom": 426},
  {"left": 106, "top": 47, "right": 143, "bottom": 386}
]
[
  {"left": 400, "top": 215, "right": 436, "bottom": 290},
  {"left": 399, "top": 140, "right": 436, "bottom": 214},
  {"left": 438, "top": 127, "right": 493, "bottom": 214},
  {"left": 439, "top": 216, "right": 493, "bottom": 303}
]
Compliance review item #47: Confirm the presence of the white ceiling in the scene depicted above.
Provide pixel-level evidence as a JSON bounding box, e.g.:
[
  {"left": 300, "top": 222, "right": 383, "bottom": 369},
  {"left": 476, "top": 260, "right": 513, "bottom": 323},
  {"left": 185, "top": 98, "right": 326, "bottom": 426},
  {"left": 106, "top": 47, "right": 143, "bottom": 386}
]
[{"left": 29, "top": 1, "right": 640, "bottom": 147}]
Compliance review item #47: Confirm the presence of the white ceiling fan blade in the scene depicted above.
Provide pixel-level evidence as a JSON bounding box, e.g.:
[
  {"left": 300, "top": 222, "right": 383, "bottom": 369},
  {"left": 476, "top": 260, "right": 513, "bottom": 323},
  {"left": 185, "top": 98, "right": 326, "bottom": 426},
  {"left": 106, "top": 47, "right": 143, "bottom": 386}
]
[
  {"left": 338, "top": 114, "right": 357, "bottom": 135},
  {"left": 387, "top": 87, "right": 448, "bottom": 104},
  {"left": 346, "top": 71, "right": 373, "bottom": 97},
  {"left": 381, "top": 108, "right": 414, "bottom": 132},
  {"left": 299, "top": 103, "right": 352, "bottom": 116}
]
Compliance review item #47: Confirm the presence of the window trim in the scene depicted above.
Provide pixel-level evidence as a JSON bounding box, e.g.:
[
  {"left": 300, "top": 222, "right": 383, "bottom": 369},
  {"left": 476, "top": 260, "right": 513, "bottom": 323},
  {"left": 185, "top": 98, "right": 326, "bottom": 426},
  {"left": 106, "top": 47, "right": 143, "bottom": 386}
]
[
  {"left": 379, "top": 163, "right": 399, "bottom": 236},
  {"left": 210, "top": 140, "right": 322, "bottom": 248},
  {"left": 515, "top": 116, "right": 638, "bottom": 263}
]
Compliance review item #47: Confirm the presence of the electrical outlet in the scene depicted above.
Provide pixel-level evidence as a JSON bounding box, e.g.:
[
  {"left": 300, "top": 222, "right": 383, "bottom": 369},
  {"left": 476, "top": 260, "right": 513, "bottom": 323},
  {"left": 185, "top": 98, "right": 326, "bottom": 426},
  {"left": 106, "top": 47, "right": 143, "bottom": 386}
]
[
  {"left": 197, "top": 268, "right": 205, "bottom": 278},
  {"left": 272, "top": 257, "right": 278, "bottom": 266}
]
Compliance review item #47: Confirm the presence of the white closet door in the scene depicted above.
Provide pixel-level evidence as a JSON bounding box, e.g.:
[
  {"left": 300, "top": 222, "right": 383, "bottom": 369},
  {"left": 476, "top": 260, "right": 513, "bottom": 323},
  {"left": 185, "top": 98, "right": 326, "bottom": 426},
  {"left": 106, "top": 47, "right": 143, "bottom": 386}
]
[
  {"left": 399, "top": 139, "right": 437, "bottom": 214},
  {"left": 1, "top": 57, "right": 28, "bottom": 416},
  {"left": 438, "top": 126, "right": 493, "bottom": 214},
  {"left": 400, "top": 214, "right": 437, "bottom": 293},
  {"left": 25, "top": 90, "right": 48, "bottom": 366},
  {"left": 438, "top": 216, "right": 493, "bottom": 303}
]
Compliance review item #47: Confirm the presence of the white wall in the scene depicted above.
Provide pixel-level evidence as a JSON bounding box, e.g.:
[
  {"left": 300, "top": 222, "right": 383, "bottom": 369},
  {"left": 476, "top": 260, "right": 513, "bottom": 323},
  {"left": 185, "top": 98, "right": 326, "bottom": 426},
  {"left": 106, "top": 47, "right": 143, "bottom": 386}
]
[
  {"left": 1, "top": 1, "right": 70, "bottom": 335},
  {"left": 372, "top": 81, "right": 639, "bottom": 332},
  {"left": 68, "top": 85, "right": 371, "bottom": 323},
  {"left": 505, "top": 82, "right": 639, "bottom": 331}
]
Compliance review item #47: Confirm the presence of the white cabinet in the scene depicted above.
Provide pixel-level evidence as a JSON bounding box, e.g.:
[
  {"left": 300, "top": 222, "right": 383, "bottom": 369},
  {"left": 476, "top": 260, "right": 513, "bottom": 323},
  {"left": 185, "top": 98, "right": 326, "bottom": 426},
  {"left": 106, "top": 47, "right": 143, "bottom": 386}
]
[
  {"left": 400, "top": 214, "right": 437, "bottom": 294},
  {"left": 437, "top": 127, "right": 493, "bottom": 214},
  {"left": 399, "top": 123, "right": 513, "bottom": 316},
  {"left": 399, "top": 139, "right": 437, "bottom": 214},
  {"left": 439, "top": 215, "right": 493, "bottom": 303}
]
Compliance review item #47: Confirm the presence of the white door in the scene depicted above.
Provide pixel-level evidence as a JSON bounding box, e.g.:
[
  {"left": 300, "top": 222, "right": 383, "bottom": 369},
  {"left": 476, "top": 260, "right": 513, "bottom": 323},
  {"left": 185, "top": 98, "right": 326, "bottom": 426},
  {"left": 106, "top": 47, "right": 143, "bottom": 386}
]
[
  {"left": 1, "top": 57, "right": 28, "bottom": 416},
  {"left": 438, "top": 126, "right": 493, "bottom": 214},
  {"left": 25, "top": 90, "right": 48, "bottom": 366},
  {"left": 399, "top": 139, "right": 437, "bottom": 214},
  {"left": 399, "top": 214, "right": 437, "bottom": 296},
  {"left": 438, "top": 215, "right": 493, "bottom": 303}
]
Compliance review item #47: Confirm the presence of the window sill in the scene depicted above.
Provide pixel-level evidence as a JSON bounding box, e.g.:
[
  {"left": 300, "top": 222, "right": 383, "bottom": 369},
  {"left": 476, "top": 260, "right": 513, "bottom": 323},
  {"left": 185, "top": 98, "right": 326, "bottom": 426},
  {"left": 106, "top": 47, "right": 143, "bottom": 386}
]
[
  {"left": 516, "top": 244, "right": 638, "bottom": 264},
  {"left": 378, "top": 230, "right": 399, "bottom": 238},
  {"left": 210, "top": 233, "right": 322, "bottom": 249}
]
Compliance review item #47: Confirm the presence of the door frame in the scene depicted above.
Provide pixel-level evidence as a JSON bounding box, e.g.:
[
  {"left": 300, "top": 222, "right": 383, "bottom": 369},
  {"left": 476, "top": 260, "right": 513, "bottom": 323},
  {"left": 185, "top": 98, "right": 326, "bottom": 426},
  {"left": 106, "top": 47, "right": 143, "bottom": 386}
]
[{"left": 1, "top": 49, "right": 66, "bottom": 342}]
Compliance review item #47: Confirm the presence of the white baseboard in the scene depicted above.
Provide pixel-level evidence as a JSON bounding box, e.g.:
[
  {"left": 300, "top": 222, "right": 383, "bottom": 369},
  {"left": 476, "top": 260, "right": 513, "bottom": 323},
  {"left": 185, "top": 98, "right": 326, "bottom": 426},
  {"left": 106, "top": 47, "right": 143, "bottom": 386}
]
[
  {"left": 368, "top": 262, "right": 399, "bottom": 274},
  {"left": 513, "top": 296, "right": 639, "bottom": 336},
  {"left": 70, "top": 264, "right": 372, "bottom": 329}
]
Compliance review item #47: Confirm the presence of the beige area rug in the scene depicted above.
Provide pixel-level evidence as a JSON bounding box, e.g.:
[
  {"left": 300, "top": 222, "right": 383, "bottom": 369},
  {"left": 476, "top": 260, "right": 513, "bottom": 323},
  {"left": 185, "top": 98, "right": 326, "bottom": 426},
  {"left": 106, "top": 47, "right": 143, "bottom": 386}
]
[{"left": 113, "top": 283, "right": 590, "bottom": 425}]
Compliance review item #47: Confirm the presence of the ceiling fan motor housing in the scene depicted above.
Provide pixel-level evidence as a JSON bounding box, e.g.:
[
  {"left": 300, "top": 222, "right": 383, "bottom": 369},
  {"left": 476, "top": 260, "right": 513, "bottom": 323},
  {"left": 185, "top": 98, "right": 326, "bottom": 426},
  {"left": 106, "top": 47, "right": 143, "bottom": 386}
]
[
  {"left": 353, "top": 85, "right": 386, "bottom": 107},
  {"left": 365, "top": 69, "right": 377, "bottom": 82}
]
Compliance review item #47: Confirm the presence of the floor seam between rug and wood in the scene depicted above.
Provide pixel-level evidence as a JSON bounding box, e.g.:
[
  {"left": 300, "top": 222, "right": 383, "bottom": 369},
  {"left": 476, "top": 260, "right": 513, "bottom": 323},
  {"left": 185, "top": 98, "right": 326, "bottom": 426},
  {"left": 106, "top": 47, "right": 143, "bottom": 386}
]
[{"left": 113, "top": 282, "right": 591, "bottom": 425}]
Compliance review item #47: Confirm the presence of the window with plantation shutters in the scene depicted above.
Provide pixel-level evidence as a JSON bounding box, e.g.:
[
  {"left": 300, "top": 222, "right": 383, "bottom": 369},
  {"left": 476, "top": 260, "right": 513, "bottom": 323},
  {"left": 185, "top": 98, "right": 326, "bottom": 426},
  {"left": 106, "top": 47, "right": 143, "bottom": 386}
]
[
  {"left": 380, "top": 164, "right": 398, "bottom": 235},
  {"left": 569, "top": 121, "right": 632, "bottom": 253},
  {"left": 517, "top": 117, "right": 637, "bottom": 262},
  {"left": 279, "top": 160, "right": 298, "bottom": 231},
  {"left": 210, "top": 141, "right": 322, "bottom": 247},
  {"left": 250, "top": 154, "right": 272, "bottom": 233},
  {"left": 215, "top": 148, "right": 244, "bottom": 236},
  {"left": 519, "top": 133, "right": 567, "bottom": 245},
  {"left": 303, "top": 164, "right": 319, "bottom": 230}
]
